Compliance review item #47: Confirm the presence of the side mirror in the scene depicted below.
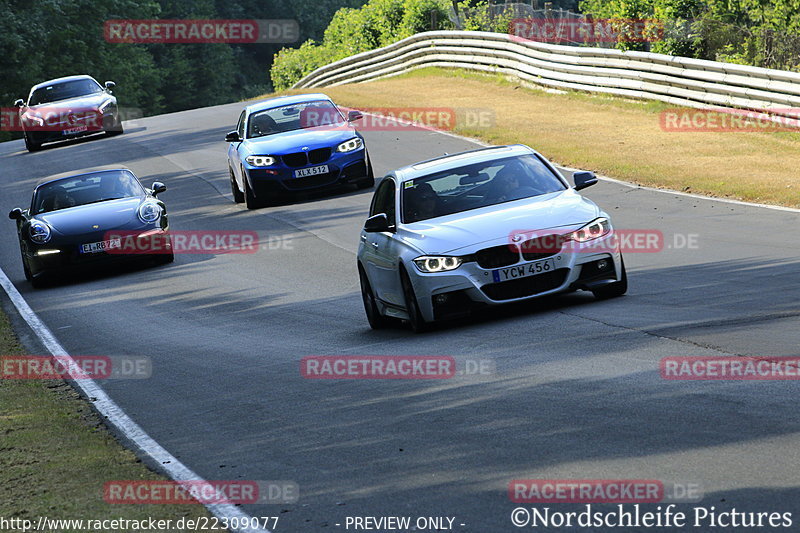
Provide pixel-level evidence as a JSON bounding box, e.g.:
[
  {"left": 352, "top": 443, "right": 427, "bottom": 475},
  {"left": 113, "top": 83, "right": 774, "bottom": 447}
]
[
  {"left": 104, "top": 81, "right": 116, "bottom": 91},
  {"left": 151, "top": 182, "right": 167, "bottom": 196},
  {"left": 348, "top": 110, "right": 363, "bottom": 122},
  {"left": 225, "top": 130, "right": 241, "bottom": 142},
  {"left": 363, "top": 213, "right": 392, "bottom": 233},
  {"left": 14, "top": 99, "right": 24, "bottom": 107},
  {"left": 9, "top": 208, "right": 23, "bottom": 220},
  {"left": 573, "top": 171, "right": 598, "bottom": 191}
]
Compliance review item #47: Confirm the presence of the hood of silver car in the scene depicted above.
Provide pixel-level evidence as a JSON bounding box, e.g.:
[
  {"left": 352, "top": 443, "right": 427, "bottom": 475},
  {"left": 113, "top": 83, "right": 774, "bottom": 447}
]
[{"left": 399, "top": 189, "right": 601, "bottom": 255}]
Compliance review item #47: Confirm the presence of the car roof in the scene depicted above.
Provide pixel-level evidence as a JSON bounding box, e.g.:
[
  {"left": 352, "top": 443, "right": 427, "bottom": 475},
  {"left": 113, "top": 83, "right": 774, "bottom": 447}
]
[
  {"left": 30, "top": 75, "right": 99, "bottom": 91},
  {"left": 245, "top": 93, "right": 334, "bottom": 114},
  {"left": 394, "top": 144, "right": 535, "bottom": 182},
  {"left": 35, "top": 166, "right": 135, "bottom": 189}
]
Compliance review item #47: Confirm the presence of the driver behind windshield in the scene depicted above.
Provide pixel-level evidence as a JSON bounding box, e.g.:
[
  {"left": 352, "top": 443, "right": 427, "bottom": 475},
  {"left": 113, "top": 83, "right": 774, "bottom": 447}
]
[
  {"left": 490, "top": 160, "right": 538, "bottom": 202},
  {"left": 249, "top": 113, "right": 279, "bottom": 137},
  {"left": 51, "top": 186, "right": 75, "bottom": 211},
  {"left": 405, "top": 182, "right": 440, "bottom": 222}
]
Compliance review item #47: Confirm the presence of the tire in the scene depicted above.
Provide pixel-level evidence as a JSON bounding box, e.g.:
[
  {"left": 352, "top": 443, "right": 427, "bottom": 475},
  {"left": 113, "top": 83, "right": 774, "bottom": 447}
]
[
  {"left": 155, "top": 250, "right": 175, "bottom": 264},
  {"left": 24, "top": 133, "right": 42, "bottom": 152},
  {"left": 105, "top": 113, "right": 124, "bottom": 135},
  {"left": 592, "top": 256, "right": 628, "bottom": 300},
  {"left": 21, "top": 253, "right": 32, "bottom": 282},
  {"left": 157, "top": 234, "right": 175, "bottom": 264},
  {"left": 30, "top": 269, "right": 47, "bottom": 289},
  {"left": 400, "top": 267, "right": 430, "bottom": 333},
  {"left": 244, "top": 177, "right": 263, "bottom": 210},
  {"left": 230, "top": 169, "right": 244, "bottom": 203},
  {"left": 356, "top": 155, "right": 375, "bottom": 189},
  {"left": 357, "top": 157, "right": 375, "bottom": 189},
  {"left": 359, "top": 265, "right": 389, "bottom": 329}
]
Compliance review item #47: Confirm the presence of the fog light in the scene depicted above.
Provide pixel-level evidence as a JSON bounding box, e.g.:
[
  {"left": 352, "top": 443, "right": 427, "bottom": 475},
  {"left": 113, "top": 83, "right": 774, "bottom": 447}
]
[
  {"left": 597, "top": 260, "right": 609, "bottom": 270},
  {"left": 434, "top": 294, "right": 449, "bottom": 305},
  {"left": 35, "top": 249, "right": 60, "bottom": 256}
]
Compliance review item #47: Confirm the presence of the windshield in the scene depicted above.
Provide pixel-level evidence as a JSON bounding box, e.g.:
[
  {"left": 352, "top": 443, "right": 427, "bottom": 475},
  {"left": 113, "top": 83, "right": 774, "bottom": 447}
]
[
  {"left": 33, "top": 170, "right": 144, "bottom": 214},
  {"left": 29, "top": 79, "right": 103, "bottom": 106},
  {"left": 401, "top": 154, "right": 567, "bottom": 223},
  {"left": 247, "top": 100, "right": 345, "bottom": 138}
]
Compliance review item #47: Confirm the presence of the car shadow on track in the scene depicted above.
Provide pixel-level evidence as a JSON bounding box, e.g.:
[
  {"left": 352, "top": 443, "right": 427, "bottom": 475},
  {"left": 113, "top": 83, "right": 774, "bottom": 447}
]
[
  {"left": 25, "top": 256, "right": 193, "bottom": 290},
  {"left": 357, "top": 255, "right": 800, "bottom": 340}
]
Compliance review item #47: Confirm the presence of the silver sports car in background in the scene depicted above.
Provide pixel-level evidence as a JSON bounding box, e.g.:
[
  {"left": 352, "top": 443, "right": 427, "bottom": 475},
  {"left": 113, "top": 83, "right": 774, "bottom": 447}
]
[
  {"left": 357, "top": 144, "right": 627, "bottom": 332},
  {"left": 14, "top": 75, "right": 123, "bottom": 152}
]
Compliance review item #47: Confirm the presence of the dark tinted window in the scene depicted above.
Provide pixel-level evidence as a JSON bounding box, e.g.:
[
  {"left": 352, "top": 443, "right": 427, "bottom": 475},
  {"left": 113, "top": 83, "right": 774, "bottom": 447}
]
[
  {"left": 29, "top": 79, "right": 103, "bottom": 106},
  {"left": 236, "top": 110, "right": 246, "bottom": 138},
  {"left": 247, "top": 100, "right": 345, "bottom": 138},
  {"left": 370, "top": 178, "right": 396, "bottom": 226},
  {"left": 33, "top": 170, "right": 144, "bottom": 214},
  {"left": 402, "top": 154, "right": 566, "bottom": 223}
]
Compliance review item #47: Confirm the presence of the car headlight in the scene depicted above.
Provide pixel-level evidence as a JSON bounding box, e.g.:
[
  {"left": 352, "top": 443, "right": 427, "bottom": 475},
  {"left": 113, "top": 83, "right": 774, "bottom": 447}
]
[
  {"left": 138, "top": 202, "right": 162, "bottom": 223},
  {"left": 336, "top": 137, "right": 363, "bottom": 153},
  {"left": 413, "top": 256, "right": 462, "bottom": 273},
  {"left": 29, "top": 221, "right": 51, "bottom": 244},
  {"left": 24, "top": 114, "right": 44, "bottom": 127},
  {"left": 98, "top": 100, "right": 113, "bottom": 113},
  {"left": 245, "top": 155, "right": 276, "bottom": 167},
  {"left": 566, "top": 217, "right": 611, "bottom": 242}
]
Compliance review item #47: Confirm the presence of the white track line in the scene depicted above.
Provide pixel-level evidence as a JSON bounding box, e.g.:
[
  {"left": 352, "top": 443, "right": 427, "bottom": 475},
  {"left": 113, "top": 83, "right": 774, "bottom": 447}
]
[
  {"left": 0, "top": 267, "right": 269, "bottom": 533},
  {"left": 358, "top": 110, "right": 800, "bottom": 214}
]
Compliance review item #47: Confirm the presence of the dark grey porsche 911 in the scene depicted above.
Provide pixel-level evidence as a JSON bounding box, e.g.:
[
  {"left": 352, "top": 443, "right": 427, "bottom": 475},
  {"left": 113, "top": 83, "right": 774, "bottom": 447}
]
[{"left": 9, "top": 168, "right": 172, "bottom": 287}]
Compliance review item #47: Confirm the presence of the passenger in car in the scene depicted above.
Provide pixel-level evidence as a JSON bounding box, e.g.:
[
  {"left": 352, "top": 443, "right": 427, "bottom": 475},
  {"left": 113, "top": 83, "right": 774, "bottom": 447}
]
[{"left": 42, "top": 186, "right": 76, "bottom": 212}]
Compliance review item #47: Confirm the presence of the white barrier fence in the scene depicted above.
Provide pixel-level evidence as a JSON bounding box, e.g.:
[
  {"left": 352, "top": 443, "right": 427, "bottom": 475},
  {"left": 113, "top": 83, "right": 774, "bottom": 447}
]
[{"left": 294, "top": 30, "right": 800, "bottom": 120}]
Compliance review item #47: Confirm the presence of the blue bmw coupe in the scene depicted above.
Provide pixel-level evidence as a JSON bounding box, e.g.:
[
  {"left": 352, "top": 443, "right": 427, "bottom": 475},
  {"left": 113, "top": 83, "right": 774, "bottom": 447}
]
[{"left": 225, "top": 94, "right": 374, "bottom": 209}]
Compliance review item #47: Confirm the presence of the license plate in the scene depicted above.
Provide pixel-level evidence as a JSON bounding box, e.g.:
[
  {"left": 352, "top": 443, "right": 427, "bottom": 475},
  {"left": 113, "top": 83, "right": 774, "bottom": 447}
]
[
  {"left": 80, "top": 238, "right": 121, "bottom": 254},
  {"left": 294, "top": 165, "right": 328, "bottom": 178},
  {"left": 63, "top": 126, "right": 88, "bottom": 135},
  {"left": 492, "top": 258, "right": 556, "bottom": 283}
]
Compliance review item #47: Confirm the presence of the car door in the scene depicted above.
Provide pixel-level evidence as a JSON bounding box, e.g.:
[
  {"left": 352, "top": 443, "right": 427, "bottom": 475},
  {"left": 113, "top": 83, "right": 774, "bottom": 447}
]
[
  {"left": 228, "top": 110, "right": 246, "bottom": 188},
  {"left": 362, "top": 177, "right": 403, "bottom": 307}
]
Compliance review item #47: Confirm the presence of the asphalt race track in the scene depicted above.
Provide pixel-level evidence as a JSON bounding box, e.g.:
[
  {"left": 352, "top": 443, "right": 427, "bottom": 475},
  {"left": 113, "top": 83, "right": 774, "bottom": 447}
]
[{"left": 1, "top": 102, "right": 800, "bottom": 532}]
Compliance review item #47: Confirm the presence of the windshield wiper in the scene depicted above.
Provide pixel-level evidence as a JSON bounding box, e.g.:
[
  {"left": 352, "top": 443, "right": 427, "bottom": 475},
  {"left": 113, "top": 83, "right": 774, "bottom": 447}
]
[{"left": 81, "top": 197, "right": 127, "bottom": 206}]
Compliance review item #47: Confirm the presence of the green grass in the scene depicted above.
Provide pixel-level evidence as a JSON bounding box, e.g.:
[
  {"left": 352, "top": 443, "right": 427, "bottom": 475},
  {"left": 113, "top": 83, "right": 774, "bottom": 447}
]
[
  {"left": 0, "top": 310, "right": 224, "bottom": 531},
  {"left": 278, "top": 67, "right": 800, "bottom": 208}
]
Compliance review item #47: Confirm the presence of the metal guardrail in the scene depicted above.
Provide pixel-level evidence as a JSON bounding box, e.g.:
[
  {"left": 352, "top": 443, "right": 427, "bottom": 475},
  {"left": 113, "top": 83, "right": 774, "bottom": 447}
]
[{"left": 293, "top": 31, "right": 800, "bottom": 119}]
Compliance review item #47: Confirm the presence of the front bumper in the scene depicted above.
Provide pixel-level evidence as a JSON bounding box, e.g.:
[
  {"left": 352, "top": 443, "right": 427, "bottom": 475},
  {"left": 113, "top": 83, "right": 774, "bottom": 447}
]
[
  {"left": 405, "top": 235, "right": 623, "bottom": 322},
  {"left": 24, "top": 227, "right": 169, "bottom": 279},
  {"left": 244, "top": 148, "right": 369, "bottom": 198},
  {"left": 24, "top": 109, "right": 119, "bottom": 144}
]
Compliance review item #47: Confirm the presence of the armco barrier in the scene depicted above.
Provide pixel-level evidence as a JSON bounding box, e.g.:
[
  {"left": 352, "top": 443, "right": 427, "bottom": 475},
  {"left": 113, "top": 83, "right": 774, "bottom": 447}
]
[{"left": 293, "top": 31, "right": 800, "bottom": 120}]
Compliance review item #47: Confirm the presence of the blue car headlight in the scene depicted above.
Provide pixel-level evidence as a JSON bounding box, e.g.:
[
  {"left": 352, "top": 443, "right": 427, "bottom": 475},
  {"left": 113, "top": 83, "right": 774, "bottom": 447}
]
[
  {"left": 336, "top": 137, "right": 363, "bottom": 153},
  {"left": 138, "top": 202, "right": 162, "bottom": 224},
  {"left": 245, "top": 155, "right": 276, "bottom": 167},
  {"left": 29, "top": 221, "right": 51, "bottom": 244},
  {"left": 413, "top": 256, "right": 462, "bottom": 273}
]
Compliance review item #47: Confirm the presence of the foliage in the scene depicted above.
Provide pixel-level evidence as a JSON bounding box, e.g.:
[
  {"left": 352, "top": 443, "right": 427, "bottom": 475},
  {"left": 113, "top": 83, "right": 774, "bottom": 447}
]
[
  {"left": 579, "top": 0, "right": 800, "bottom": 70},
  {"left": 271, "top": 0, "right": 457, "bottom": 90},
  {"left": 0, "top": 0, "right": 367, "bottom": 142}
]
